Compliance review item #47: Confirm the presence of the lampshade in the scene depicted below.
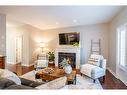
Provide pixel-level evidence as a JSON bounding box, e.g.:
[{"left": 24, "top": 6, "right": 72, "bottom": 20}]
[{"left": 39, "top": 42, "right": 46, "bottom": 48}]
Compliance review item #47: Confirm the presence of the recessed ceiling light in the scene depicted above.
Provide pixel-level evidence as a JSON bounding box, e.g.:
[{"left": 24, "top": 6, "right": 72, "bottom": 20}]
[
  {"left": 73, "top": 19, "right": 77, "bottom": 23},
  {"left": 56, "top": 22, "right": 59, "bottom": 25}
]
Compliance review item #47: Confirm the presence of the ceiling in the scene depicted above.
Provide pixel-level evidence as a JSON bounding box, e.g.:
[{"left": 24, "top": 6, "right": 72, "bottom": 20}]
[{"left": 0, "top": 6, "right": 123, "bottom": 30}]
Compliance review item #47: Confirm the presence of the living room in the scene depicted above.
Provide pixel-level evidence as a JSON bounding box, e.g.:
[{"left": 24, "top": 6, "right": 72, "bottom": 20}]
[{"left": 0, "top": 5, "right": 127, "bottom": 90}]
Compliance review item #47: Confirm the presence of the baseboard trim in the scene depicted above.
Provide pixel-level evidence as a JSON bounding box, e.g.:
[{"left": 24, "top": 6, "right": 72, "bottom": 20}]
[
  {"left": 107, "top": 67, "right": 127, "bottom": 86},
  {"left": 120, "top": 78, "right": 127, "bottom": 86},
  {"left": 7, "top": 62, "right": 16, "bottom": 64},
  {"left": 22, "top": 64, "right": 30, "bottom": 67},
  {"left": 107, "top": 67, "right": 118, "bottom": 79},
  {"left": 22, "top": 63, "right": 35, "bottom": 67}
]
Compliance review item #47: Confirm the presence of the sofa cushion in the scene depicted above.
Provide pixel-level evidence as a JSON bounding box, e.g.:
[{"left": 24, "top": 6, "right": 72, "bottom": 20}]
[
  {"left": 6, "top": 84, "right": 33, "bottom": 89},
  {"left": 20, "top": 77, "right": 45, "bottom": 87},
  {"left": 0, "top": 69, "right": 21, "bottom": 85},
  {"left": 0, "top": 77, "right": 16, "bottom": 89},
  {"left": 36, "top": 76, "right": 67, "bottom": 89},
  {"left": 91, "top": 67, "right": 105, "bottom": 79},
  {"left": 81, "top": 64, "right": 97, "bottom": 77},
  {"left": 81, "top": 63, "right": 105, "bottom": 79}
]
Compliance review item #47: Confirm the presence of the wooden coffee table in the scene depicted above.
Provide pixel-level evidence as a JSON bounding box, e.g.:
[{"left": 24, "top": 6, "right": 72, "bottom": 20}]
[{"left": 35, "top": 67, "right": 76, "bottom": 85}]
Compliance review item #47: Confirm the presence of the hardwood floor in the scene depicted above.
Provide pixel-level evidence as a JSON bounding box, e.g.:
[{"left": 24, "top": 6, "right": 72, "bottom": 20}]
[
  {"left": 6, "top": 63, "right": 34, "bottom": 76},
  {"left": 6, "top": 63, "right": 127, "bottom": 89},
  {"left": 100, "top": 70, "right": 127, "bottom": 89}
]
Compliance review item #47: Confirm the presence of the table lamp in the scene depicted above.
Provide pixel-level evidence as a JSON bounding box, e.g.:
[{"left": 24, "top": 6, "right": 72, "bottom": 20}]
[{"left": 39, "top": 42, "right": 46, "bottom": 53}]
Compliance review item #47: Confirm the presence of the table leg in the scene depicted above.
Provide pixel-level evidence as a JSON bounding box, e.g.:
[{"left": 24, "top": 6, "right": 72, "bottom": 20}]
[{"left": 74, "top": 75, "right": 76, "bottom": 85}]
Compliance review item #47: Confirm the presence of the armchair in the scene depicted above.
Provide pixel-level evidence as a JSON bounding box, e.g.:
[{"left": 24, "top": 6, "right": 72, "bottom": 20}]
[
  {"left": 80, "top": 54, "right": 106, "bottom": 83},
  {"left": 34, "top": 53, "right": 48, "bottom": 70}
]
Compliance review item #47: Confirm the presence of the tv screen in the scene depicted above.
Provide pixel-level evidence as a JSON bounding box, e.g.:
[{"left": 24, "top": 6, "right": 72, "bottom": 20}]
[{"left": 59, "top": 32, "right": 79, "bottom": 45}]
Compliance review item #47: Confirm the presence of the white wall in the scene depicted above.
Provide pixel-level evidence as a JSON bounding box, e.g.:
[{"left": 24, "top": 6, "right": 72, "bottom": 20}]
[
  {"left": 0, "top": 14, "right": 6, "bottom": 55},
  {"left": 6, "top": 24, "right": 42, "bottom": 66},
  {"left": 109, "top": 7, "right": 127, "bottom": 85},
  {"left": 6, "top": 25, "right": 30, "bottom": 66},
  {"left": 27, "top": 25, "right": 43, "bottom": 65},
  {"left": 40, "top": 23, "right": 109, "bottom": 65},
  {"left": 6, "top": 22, "right": 109, "bottom": 67}
]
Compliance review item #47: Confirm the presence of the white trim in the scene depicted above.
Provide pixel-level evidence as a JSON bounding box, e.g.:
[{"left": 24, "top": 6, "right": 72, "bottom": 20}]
[
  {"left": 7, "top": 61, "right": 16, "bottom": 64},
  {"left": 55, "top": 47, "right": 80, "bottom": 69},
  {"left": 107, "top": 67, "right": 127, "bottom": 86},
  {"left": 107, "top": 67, "right": 118, "bottom": 79},
  {"left": 29, "top": 62, "right": 36, "bottom": 66},
  {"left": 21, "top": 64, "right": 29, "bottom": 67},
  {"left": 22, "top": 63, "right": 36, "bottom": 67},
  {"left": 120, "top": 77, "right": 127, "bottom": 86}
]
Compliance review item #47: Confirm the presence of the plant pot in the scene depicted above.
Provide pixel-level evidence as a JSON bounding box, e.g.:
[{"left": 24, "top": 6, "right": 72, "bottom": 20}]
[
  {"left": 49, "top": 61, "right": 54, "bottom": 64},
  {"left": 64, "top": 65, "right": 72, "bottom": 74}
]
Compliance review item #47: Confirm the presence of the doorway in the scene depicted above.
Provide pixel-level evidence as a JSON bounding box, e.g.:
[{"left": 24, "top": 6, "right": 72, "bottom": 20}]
[{"left": 15, "top": 36, "right": 23, "bottom": 64}]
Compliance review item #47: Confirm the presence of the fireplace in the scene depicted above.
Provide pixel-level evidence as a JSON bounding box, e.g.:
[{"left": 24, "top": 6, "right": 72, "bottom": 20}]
[
  {"left": 55, "top": 48, "right": 80, "bottom": 69},
  {"left": 58, "top": 52, "right": 76, "bottom": 69}
]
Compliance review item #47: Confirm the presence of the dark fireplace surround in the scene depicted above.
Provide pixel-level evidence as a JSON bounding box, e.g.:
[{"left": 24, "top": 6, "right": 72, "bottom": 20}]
[{"left": 58, "top": 52, "right": 76, "bottom": 69}]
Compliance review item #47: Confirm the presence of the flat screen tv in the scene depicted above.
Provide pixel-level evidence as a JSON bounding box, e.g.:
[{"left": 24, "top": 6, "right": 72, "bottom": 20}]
[{"left": 59, "top": 32, "right": 80, "bottom": 45}]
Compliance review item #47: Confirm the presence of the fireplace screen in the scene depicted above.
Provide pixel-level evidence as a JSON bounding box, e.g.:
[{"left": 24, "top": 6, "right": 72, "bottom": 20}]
[{"left": 58, "top": 52, "right": 76, "bottom": 69}]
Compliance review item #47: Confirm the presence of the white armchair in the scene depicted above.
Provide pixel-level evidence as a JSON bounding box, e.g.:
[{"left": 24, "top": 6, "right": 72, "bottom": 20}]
[
  {"left": 34, "top": 53, "right": 48, "bottom": 70},
  {"left": 80, "top": 54, "right": 106, "bottom": 83}
]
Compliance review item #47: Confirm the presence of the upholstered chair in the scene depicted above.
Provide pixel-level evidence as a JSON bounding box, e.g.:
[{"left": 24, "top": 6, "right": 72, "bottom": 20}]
[
  {"left": 34, "top": 53, "right": 48, "bottom": 70},
  {"left": 80, "top": 54, "right": 106, "bottom": 83}
]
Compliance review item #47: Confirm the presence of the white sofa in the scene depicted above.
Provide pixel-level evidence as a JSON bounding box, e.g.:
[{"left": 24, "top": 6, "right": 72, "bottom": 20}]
[
  {"left": 0, "top": 69, "right": 21, "bottom": 85},
  {"left": 36, "top": 76, "right": 67, "bottom": 89},
  {"left": 80, "top": 54, "right": 106, "bottom": 83}
]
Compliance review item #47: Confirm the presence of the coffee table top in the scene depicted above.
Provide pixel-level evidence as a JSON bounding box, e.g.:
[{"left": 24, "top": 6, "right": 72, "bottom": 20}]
[{"left": 36, "top": 67, "right": 76, "bottom": 81}]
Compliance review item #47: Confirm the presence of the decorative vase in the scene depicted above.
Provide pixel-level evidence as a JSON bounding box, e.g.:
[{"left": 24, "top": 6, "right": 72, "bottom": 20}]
[{"left": 64, "top": 65, "right": 72, "bottom": 74}]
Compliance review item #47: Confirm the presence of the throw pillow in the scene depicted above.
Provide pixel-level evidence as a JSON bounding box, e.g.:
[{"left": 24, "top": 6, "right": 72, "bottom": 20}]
[
  {"left": 88, "top": 54, "right": 104, "bottom": 67},
  {"left": 88, "top": 58, "right": 100, "bottom": 66},
  {"left": 0, "top": 69, "right": 21, "bottom": 85},
  {"left": 0, "top": 77, "right": 16, "bottom": 89}
]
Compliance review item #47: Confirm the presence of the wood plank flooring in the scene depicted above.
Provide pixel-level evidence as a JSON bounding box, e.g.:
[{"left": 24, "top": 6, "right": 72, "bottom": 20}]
[
  {"left": 100, "top": 70, "right": 127, "bottom": 89},
  {"left": 5, "top": 63, "right": 127, "bottom": 89}
]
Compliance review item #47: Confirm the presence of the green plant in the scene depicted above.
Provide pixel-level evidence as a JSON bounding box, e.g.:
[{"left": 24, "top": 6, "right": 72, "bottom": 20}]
[
  {"left": 48, "top": 52, "right": 55, "bottom": 61},
  {"left": 72, "top": 42, "right": 79, "bottom": 47}
]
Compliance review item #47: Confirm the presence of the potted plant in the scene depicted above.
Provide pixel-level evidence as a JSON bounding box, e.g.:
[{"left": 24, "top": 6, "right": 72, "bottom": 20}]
[{"left": 48, "top": 52, "right": 55, "bottom": 64}]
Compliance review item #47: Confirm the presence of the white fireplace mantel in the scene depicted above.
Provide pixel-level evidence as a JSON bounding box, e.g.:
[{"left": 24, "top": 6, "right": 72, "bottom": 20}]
[{"left": 55, "top": 47, "right": 80, "bottom": 69}]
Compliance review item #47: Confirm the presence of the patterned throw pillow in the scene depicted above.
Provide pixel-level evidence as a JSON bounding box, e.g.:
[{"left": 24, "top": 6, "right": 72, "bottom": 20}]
[
  {"left": 88, "top": 58, "right": 100, "bottom": 66},
  {"left": 88, "top": 54, "right": 104, "bottom": 67}
]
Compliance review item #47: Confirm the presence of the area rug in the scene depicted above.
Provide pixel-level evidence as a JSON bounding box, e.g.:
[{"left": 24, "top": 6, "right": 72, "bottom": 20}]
[
  {"left": 20, "top": 70, "right": 43, "bottom": 82},
  {"left": 62, "top": 74, "right": 103, "bottom": 89},
  {"left": 20, "top": 70, "right": 103, "bottom": 89}
]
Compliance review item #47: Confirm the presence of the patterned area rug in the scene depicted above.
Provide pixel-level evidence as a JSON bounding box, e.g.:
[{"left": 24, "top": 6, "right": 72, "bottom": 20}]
[
  {"left": 62, "top": 74, "right": 103, "bottom": 89},
  {"left": 20, "top": 70, "right": 103, "bottom": 89}
]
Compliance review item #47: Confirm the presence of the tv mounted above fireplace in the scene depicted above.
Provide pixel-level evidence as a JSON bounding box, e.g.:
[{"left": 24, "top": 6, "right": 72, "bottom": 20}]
[{"left": 59, "top": 32, "right": 80, "bottom": 45}]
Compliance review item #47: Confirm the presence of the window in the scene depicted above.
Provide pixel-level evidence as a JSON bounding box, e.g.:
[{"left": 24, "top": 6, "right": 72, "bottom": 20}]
[{"left": 118, "top": 25, "right": 127, "bottom": 70}]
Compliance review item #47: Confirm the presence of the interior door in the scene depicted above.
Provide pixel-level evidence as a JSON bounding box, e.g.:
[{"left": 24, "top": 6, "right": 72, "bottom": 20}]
[{"left": 15, "top": 36, "right": 22, "bottom": 64}]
